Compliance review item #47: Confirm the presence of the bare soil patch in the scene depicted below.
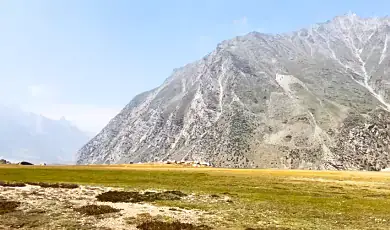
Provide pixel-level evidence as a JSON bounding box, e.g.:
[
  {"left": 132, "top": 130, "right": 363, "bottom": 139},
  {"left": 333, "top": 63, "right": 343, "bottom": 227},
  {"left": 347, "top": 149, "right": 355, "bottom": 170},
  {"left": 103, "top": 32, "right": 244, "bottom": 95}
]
[{"left": 0, "top": 185, "right": 209, "bottom": 229}]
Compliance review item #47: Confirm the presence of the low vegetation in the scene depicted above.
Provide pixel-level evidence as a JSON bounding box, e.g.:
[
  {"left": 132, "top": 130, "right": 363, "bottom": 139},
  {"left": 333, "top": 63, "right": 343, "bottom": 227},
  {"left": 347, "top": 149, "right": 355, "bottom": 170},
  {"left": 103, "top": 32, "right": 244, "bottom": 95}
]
[
  {"left": 0, "top": 165, "right": 390, "bottom": 229},
  {"left": 26, "top": 182, "right": 79, "bottom": 189},
  {"left": 136, "top": 220, "right": 212, "bottom": 230},
  {"left": 0, "top": 200, "right": 20, "bottom": 214},
  {"left": 245, "top": 228, "right": 291, "bottom": 230},
  {"left": 96, "top": 190, "right": 186, "bottom": 203},
  {"left": 0, "top": 181, "right": 79, "bottom": 189},
  {"left": 0, "top": 181, "right": 25, "bottom": 187},
  {"left": 74, "top": 204, "right": 121, "bottom": 215},
  {"left": 126, "top": 213, "right": 172, "bottom": 226},
  {"left": 126, "top": 213, "right": 212, "bottom": 230}
]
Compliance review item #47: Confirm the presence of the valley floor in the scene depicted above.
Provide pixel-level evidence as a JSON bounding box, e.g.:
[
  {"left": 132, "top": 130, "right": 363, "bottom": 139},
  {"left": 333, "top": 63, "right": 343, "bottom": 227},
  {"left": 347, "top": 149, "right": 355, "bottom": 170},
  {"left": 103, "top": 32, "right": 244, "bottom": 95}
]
[{"left": 0, "top": 165, "right": 390, "bottom": 229}]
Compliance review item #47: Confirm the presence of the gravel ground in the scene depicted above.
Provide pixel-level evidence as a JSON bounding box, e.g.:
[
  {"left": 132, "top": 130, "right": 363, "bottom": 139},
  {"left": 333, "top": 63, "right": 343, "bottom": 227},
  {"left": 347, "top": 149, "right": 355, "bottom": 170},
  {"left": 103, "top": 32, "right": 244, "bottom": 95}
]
[{"left": 0, "top": 185, "right": 211, "bottom": 229}]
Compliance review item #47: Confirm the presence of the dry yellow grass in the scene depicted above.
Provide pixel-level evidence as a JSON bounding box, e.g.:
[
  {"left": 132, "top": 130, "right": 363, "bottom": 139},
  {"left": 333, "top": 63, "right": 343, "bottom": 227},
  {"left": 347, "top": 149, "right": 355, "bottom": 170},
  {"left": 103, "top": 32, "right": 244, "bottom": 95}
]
[{"left": 3, "top": 163, "right": 390, "bottom": 180}]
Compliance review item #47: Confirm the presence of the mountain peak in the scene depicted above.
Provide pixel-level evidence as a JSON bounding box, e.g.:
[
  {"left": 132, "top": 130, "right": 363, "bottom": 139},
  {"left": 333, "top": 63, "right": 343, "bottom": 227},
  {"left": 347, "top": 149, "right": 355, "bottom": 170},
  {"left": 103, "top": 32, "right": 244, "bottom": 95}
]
[
  {"left": 77, "top": 15, "right": 390, "bottom": 170},
  {"left": 0, "top": 107, "right": 90, "bottom": 164}
]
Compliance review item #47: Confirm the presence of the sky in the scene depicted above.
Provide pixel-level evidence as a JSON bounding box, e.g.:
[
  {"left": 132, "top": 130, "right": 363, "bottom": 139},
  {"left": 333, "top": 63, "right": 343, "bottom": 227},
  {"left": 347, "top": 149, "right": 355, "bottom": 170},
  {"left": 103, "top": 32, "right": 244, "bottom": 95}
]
[{"left": 0, "top": 0, "right": 389, "bottom": 133}]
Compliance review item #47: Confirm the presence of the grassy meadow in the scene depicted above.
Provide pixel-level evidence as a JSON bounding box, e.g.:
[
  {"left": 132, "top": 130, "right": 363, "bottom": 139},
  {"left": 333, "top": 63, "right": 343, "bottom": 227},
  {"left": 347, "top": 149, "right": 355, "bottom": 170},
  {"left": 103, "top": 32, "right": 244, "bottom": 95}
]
[{"left": 1, "top": 164, "right": 390, "bottom": 229}]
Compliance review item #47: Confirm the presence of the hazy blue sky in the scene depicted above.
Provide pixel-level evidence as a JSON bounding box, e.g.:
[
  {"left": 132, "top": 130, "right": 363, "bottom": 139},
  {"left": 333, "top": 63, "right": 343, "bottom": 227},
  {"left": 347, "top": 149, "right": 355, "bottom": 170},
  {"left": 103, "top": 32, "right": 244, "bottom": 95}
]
[{"left": 0, "top": 0, "right": 389, "bottom": 133}]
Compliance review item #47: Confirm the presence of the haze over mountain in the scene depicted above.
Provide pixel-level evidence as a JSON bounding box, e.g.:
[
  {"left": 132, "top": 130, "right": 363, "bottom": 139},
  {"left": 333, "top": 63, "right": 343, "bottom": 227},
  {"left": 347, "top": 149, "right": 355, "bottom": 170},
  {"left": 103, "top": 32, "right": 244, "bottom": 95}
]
[
  {"left": 0, "top": 105, "right": 90, "bottom": 164},
  {"left": 78, "top": 13, "right": 390, "bottom": 170}
]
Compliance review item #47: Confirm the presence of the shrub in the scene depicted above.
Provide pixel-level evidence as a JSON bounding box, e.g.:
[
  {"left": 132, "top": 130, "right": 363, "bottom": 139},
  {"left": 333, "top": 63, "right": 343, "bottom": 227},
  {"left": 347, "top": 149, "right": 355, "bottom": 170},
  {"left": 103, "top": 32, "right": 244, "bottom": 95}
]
[
  {"left": 26, "top": 182, "right": 79, "bottom": 189},
  {"left": 136, "top": 220, "right": 212, "bottom": 230},
  {"left": 0, "top": 181, "right": 26, "bottom": 187},
  {"left": 96, "top": 190, "right": 187, "bottom": 203},
  {"left": 74, "top": 204, "right": 120, "bottom": 215},
  {"left": 0, "top": 200, "right": 20, "bottom": 214}
]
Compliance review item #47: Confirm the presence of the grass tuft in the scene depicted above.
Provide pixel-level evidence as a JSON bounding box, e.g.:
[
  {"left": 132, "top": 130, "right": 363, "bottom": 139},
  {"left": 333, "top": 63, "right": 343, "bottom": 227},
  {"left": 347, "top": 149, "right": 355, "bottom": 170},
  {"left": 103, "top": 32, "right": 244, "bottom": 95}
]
[
  {"left": 0, "top": 200, "right": 20, "bottom": 214},
  {"left": 136, "top": 220, "right": 212, "bottom": 230},
  {"left": 0, "top": 181, "right": 26, "bottom": 187},
  {"left": 96, "top": 190, "right": 186, "bottom": 203},
  {"left": 163, "top": 191, "right": 186, "bottom": 197},
  {"left": 245, "top": 228, "right": 292, "bottom": 230},
  {"left": 74, "top": 204, "right": 121, "bottom": 215},
  {"left": 27, "top": 182, "right": 79, "bottom": 189},
  {"left": 126, "top": 213, "right": 174, "bottom": 226}
]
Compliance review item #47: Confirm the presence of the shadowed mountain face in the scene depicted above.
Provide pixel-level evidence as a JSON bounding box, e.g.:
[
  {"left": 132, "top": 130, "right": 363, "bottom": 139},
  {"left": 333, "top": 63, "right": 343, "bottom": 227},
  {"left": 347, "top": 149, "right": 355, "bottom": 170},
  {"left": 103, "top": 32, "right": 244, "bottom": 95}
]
[
  {"left": 77, "top": 14, "right": 390, "bottom": 170},
  {"left": 0, "top": 105, "right": 90, "bottom": 164}
]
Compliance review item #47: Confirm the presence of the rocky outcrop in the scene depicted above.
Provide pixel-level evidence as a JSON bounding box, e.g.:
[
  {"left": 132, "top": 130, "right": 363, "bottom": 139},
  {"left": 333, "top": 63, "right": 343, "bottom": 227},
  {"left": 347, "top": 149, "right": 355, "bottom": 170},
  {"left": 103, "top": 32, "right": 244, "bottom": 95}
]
[
  {"left": 333, "top": 110, "right": 390, "bottom": 171},
  {"left": 77, "top": 14, "right": 390, "bottom": 170}
]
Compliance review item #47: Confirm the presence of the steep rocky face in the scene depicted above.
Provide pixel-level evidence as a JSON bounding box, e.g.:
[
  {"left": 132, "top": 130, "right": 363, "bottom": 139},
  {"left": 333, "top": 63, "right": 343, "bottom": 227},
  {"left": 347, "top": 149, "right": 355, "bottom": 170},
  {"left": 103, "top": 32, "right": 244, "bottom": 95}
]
[{"left": 77, "top": 14, "right": 390, "bottom": 170}]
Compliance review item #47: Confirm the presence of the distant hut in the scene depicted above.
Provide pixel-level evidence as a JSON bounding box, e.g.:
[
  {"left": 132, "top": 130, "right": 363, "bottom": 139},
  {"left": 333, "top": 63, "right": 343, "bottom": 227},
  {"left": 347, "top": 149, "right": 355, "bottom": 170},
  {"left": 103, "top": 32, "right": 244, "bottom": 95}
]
[{"left": 18, "top": 161, "right": 34, "bottom": 165}]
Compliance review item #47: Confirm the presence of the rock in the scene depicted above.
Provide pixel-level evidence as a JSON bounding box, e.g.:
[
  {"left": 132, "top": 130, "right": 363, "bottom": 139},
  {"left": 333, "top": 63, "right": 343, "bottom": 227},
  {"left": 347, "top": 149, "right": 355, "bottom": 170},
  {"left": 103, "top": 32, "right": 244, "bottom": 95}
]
[{"left": 332, "top": 110, "right": 390, "bottom": 171}]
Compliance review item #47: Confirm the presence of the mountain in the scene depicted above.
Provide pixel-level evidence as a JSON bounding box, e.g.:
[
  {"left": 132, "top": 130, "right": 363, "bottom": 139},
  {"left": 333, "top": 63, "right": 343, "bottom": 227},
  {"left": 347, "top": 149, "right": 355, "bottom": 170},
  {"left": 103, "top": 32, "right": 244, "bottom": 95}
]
[
  {"left": 0, "top": 105, "right": 90, "bottom": 164},
  {"left": 77, "top": 13, "right": 390, "bottom": 170}
]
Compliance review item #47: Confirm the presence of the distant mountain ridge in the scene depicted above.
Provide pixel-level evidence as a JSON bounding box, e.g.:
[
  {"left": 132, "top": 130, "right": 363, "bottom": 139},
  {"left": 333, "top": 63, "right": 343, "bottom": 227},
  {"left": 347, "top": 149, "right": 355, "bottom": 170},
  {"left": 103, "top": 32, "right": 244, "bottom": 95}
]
[
  {"left": 0, "top": 105, "right": 90, "bottom": 164},
  {"left": 77, "top": 13, "right": 390, "bottom": 170}
]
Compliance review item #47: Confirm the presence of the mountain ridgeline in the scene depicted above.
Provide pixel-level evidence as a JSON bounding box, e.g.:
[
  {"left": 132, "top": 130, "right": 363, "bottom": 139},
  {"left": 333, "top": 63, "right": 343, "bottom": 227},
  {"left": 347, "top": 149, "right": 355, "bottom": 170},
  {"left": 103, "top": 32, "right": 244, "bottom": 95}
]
[
  {"left": 77, "top": 14, "right": 390, "bottom": 170},
  {"left": 0, "top": 106, "right": 90, "bottom": 164}
]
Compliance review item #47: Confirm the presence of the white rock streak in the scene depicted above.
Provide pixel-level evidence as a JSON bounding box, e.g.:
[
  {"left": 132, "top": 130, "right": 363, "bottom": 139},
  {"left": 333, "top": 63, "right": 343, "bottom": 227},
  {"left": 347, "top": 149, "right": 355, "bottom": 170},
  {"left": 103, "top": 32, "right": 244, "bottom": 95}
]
[
  {"left": 379, "top": 34, "right": 388, "bottom": 65},
  {"left": 316, "top": 16, "right": 390, "bottom": 111}
]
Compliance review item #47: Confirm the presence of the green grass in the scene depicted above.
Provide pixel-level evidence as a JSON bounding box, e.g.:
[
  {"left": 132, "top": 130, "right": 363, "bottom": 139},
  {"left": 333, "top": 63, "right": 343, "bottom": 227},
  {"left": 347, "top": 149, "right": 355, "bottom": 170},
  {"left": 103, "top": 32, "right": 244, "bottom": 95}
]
[{"left": 1, "top": 165, "right": 390, "bottom": 229}]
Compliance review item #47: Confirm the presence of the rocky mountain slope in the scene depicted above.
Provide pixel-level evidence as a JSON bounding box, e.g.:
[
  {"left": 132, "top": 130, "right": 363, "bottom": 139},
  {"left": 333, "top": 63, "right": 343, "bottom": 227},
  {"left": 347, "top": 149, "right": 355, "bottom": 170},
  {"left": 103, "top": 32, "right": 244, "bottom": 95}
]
[
  {"left": 77, "top": 13, "right": 390, "bottom": 170},
  {"left": 0, "top": 105, "right": 90, "bottom": 164}
]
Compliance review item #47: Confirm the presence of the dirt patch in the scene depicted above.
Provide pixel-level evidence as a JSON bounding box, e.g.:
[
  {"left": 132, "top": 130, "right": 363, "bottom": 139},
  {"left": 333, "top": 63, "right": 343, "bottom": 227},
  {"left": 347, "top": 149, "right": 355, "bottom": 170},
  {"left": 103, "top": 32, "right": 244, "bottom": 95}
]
[
  {"left": 0, "top": 210, "right": 107, "bottom": 229},
  {"left": 0, "top": 185, "right": 211, "bottom": 229},
  {"left": 0, "top": 200, "right": 20, "bottom": 214},
  {"left": 0, "top": 211, "right": 50, "bottom": 228},
  {"left": 75, "top": 204, "right": 121, "bottom": 215},
  {"left": 136, "top": 220, "right": 212, "bottom": 230},
  {"left": 96, "top": 190, "right": 187, "bottom": 203}
]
